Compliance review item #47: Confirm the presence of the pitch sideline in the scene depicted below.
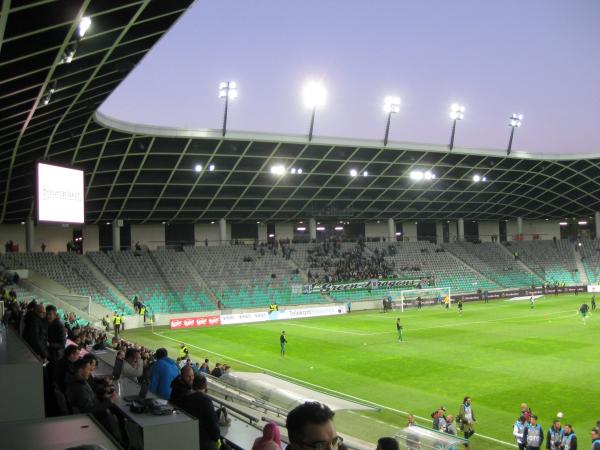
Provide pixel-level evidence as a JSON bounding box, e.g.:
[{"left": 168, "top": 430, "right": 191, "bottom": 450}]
[{"left": 153, "top": 330, "right": 517, "bottom": 447}]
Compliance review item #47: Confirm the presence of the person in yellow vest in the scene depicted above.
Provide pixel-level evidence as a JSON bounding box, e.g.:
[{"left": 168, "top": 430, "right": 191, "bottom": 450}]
[
  {"left": 444, "top": 296, "right": 450, "bottom": 310},
  {"left": 113, "top": 311, "right": 121, "bottom": 337},
  {"left": 179, "top": 343, "right": 189, "bottom": 359},
  {"left": 140, "top": 305, "right": 146, "bottom": 323}
]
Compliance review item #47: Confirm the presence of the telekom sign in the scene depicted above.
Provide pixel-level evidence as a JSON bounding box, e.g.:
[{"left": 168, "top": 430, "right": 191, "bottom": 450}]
[{"left": 169, "top": 315, "right": 221, "bottom": 329}]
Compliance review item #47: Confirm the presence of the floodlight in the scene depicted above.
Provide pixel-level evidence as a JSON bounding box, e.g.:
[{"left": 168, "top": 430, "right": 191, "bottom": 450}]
[
  {"left": 473, "top": 174, "right": 481, "bottom": 182},
  {"left": 268, "top": 233, "right": 275, "bottom": 238},
  {"left": 383, "top": 96, "right": 401, "bottom": 114},
  {"left": 297, "top": 168, "right": 303, "bottom": 174},
  {"left": 208, "top": 164, "right": 215, "bottom": 171},
  {"left": 350, "top": 169, "right": 358, "bottom": 177},
  {"left": 78, "top": 17, "right": 92, "bottom": 38},
  {"left": 449, "top": 103, "right": 465, "bottom": 120},
  {"left": 62, "top": 43, "right": 77, "bottom": 64},
  {"left": 410, "top": 170, "right": 424, "bottom": 181},
  {"left": 334, "top": 226, "right": 344, "bottom": 231},
  {"left": 297, "top": 226, "right": 307, "bottom": 231},
  {"left": 291, "top": 168, "right": 297, "bottom": 174},
  {"left": 363, "top": 171, "right": 368, "bottom": 177},
  {"left": 271, "top": 165, "right": 286, "bottom": 175},
  {"left": 219, "top": 81, "right": 238, "bottom": 136},
  {"left": 395, "top": 232, "right": 402, "bottom": 236},
  {"left": 316, "top": 226, "right": 326, "bottom": 231},
  {"left": 482, "top": 176, "right": 487, "bottom": 182},
  {"left": 194, "top": 164, "right": 202, "bottom": 172},
  {"left": 507, "top": 112, "right": 524, "bottom": 155},
  {"left": 578, "top": 221, "right": 588, "bottom": 225},
  {"left": 559, "top": 222, "right": 567, "bottom": 226},
  {"left": 302, "top": 81, "right": 326, "bottom": 109}
]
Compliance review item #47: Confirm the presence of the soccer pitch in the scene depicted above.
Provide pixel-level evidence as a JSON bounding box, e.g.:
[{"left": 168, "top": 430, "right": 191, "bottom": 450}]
[{"left": 122, "top": 294, "right": 598, "bottom": 449}]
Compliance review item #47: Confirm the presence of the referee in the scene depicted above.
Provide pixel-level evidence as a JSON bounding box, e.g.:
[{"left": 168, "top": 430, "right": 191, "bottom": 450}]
[{"left": 396, "top": 318, "right": 404, "bottom": 342}]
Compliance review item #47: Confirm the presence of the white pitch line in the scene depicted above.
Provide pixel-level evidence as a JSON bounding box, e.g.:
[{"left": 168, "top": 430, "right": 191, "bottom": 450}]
[
  {"left": 153, "top": 330, "right": 516, "bottom": 447},
  {"left": 284, "top": 321, "right": 376, "bottom": 336},
  {"left": 370, "top": 308, "right": 580, "bottom": 335}
]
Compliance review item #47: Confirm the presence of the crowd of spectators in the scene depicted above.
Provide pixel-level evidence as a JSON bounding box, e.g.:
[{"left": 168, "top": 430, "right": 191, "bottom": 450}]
[{"left": 306, "top": 239, "right": 394, "bottom": 283}]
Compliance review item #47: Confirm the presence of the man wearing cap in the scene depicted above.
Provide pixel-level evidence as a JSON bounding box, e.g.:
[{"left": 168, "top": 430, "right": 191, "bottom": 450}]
[{"left": 523, "top": 415, "right": 544, "bottom": 450}]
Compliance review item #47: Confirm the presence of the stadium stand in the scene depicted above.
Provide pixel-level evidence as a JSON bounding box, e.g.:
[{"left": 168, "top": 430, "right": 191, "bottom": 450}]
[
  {"left": 508, "top": 240, "right": 580, "bottom": 284},
  {"left": 0, "top": 252, "right": 132, "bottom": 314},
  {"left": 580, "top": 239, "right": 600, "bottom": 282},
  {"left": 444, "top": 241, "right": 543, "bottom": 288}
]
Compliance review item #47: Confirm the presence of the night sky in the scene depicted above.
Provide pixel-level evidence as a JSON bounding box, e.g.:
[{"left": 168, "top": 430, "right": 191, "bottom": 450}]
[{"left": 100, "top": 0, "right": 600, "bottom": 155}]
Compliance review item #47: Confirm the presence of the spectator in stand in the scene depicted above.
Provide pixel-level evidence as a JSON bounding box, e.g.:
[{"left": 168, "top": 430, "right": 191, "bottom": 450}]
[
  {"left": 446, "top": 415, "right": 457, "bottom": 436},
  {"left": 252, "top": 422, "right": 283, "bottom": 450},
  {"left": 200, "top": 358, "right": 210, "bottom": 374},
  {"left": 211, "top": 363, "right": 223, "bottom": 377},
  {"left": 51, "top": 344, "right": 80, "bottom": 392},
  {"left": 181, "top": 374, "right": 220, "bottom": 450},
  {"left": 66, "top": 358, "right": 120, "bottom": 438},
  {"left": 46, "top": 305, "right": 66, "bottom": 361},
  {"left": 23, "top": 303, "right": 48, "bottom": 360},
  {"left": 121, "top": 348, "right": 143, "bottom": 380},
  {"left": 169, "top": 365, "right": 194, "bottom": 408},
  {"left": 376, "top": 437, "right": 399, "bottom": 450},
  {"left": 286, "top": 402, "right": 343, "bottom": 450},
  {"left": 523, "top": 415, "right": 544, "bottom": 450},
  {"left": 149, "top": 348, "right": 179, "bottom": 400}
]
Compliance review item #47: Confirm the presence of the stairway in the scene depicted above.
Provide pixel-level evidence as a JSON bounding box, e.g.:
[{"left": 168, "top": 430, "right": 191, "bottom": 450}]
[
  {"left": 442, "top": 244, "right": 500, "bottom": 288},
  {"left": 574, "top": 250, "right": 590, "bottom": 285},
  {"left": 181, "top": 251, "right": 220, "bottom": 308},
  {"left": 80, "top": 254, "right": 134, "bottom": 310},
  {"left": 496, "top": 243, "right": 544, "bottom": 282}
]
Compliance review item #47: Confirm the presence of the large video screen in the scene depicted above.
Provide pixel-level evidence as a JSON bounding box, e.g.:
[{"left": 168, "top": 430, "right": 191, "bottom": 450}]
[{"left": 37, "top": 162, "right": 84, "bottom": 224}]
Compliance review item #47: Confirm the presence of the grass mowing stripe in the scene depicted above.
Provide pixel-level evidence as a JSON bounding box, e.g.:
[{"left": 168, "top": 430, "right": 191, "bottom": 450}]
[{"left": 153, "top": 329, "right": 517, "bottom": 447}]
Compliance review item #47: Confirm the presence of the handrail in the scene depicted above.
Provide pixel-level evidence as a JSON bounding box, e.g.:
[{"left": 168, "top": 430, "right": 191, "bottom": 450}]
[{"left": 208, "top": 395, "right": 261, "bottom": 424}]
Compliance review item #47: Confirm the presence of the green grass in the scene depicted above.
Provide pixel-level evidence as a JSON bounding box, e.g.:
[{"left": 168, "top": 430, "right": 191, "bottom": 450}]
[{"left": 122, "top": 294, "right": 599, "bottom": 449}]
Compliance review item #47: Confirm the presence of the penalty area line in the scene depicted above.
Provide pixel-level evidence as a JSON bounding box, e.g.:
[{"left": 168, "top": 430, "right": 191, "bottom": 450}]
[{"left": 153, "top": 330, "right": 516, "bottom": 447}]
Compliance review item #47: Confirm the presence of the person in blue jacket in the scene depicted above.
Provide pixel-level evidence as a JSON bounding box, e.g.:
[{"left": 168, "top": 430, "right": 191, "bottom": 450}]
[{"left": 149, "top": 348, "right": 180, "bottom": 400}]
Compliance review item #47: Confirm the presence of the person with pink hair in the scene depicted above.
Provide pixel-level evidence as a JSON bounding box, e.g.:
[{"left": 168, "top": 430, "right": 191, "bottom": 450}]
[{"left": 252, "top": 422, "right": 282, "bottom": 450}]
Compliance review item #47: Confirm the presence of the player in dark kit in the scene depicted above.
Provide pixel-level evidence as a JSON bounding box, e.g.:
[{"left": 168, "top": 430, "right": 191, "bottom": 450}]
[
  {"left": 396, "top": 318, "right": 404, "bottom": 342},
  {"left": 280, "top": 331, "right": 287, "bottom": 357},
  {"left": 580, "top": 303, "right": 589, "bottom": 324},
  {"left": 457, "top": 300, "right": 463, "bottom": 315},
  {"left": 592, "top": 295, "right": 596, "bottom": 311}
]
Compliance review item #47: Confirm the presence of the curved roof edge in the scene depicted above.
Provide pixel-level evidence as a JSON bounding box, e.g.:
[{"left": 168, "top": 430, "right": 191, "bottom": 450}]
[{"left": 94, "top": 111, "right": 597, "bottom": 162}]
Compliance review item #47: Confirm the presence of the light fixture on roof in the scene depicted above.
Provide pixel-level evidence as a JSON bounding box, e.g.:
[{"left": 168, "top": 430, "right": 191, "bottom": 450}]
[
  {"left": 410, "top": 170, "right": 436, "bottom": 181},
  {"left": 256, "top": 221, "right": 261, "bottom": 224},
  {"left": 291, "top": 168, "right": 296, "bottom": 174},
  {"left": 219, "top": 81, "right": 238, "bottom": 137},
  {"left": 334, "top": 226, "right": 344, "bottom": 231},
  {"left": 473, "top": 174, "right": 488, "bottom": 183},
  {"left": 78, "top": 16, "right": 92, "bottom": 38},
  {"left": 350, "top": 169, "right": 358, "bottom": 177},
  {"left": 62, "top": 43, "right": 77, "bottom": 64},
  {"left": 297, "top": 226, "right": 306, "bottom": 231},
  {"left": 302, "top": 80, "right": 326, "bottom": 142},
  {"left": 210, "top": 221, "right": 215, "bottom": 224},
  {"left": 20, "top": 221, "right": 25, "bottom": 225},
  {"left": 448, "top": 103, "right": 465, "bottom": 151},
  {"left": 268, "top": 233, "right": 275, "bottom": 238},
  {"left": 297, "top": 168, "right": 303, "bottom": 174},
  {"left": 194, "top": 164, "right": 202, "bottom": 172},
  {"left": 270, "top": 165, "right": 286, "bottom": 175},
  {"left": 507, "top": 113, "right": 524, "bottom": 156},
  {"left": 559, "top": 222, "right": 568, "bottom": 226},
  {"left": 208, "top": 164, "right": 215, "bottom": 171},
  {"left": 316, "top": 226, "right": 326, "bottom": 231},
  {"left": 383, "top": 96, "right": 401, "bottom": 146},
  {"left": 578, "top": 221, "right": 588, "bottom": 225},
  {"left": 363, "top": 171, "right": 369, "bottom": 177}
]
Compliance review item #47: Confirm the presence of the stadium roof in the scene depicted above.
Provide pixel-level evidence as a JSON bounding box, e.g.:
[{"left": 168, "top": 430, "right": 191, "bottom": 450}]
[{"left": 2, "top": 1, "right": 600, "bottom": 225}]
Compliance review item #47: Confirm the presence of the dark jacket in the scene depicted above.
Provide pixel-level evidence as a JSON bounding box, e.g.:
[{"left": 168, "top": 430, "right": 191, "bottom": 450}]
[
  {"left": 47, "top": 319, "right": 66, "bottom": 361},
  {"left": 51, "top": 356, "right": 76, "bottom": 392},
  {"left": 65, "top": 377, "right": 110, "bottom": 418},
  {"left": 180, "top": 391, "right": 220, "bottom": 446},
  {"left": 22, "top": 313, "right": 48, "bottom": 359},
  {"left": 169, "top": 375, "right": 192, "bottom": 408}
]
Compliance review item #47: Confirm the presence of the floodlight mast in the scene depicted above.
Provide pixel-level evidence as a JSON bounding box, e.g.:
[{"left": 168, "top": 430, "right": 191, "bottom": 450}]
[
  {"left": 219, "top": 81, "right": 237, "bottom": 137},
  {"left": 303, "top": 81, "right": 326, "bottom": 142},
  {"left": 383, "top": 96, "right": 400, "bottom": 146},
  {"left": 448, "top": 103, "right": 465, "bottom": 151},
  {"left": 507, "top": 113, "right": 523, "bottom": 155}
]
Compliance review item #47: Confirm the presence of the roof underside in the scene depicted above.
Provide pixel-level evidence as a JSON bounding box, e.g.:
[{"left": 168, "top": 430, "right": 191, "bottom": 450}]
[{"left": 2, "top": 0, "right": 600, "bottom": 225}]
